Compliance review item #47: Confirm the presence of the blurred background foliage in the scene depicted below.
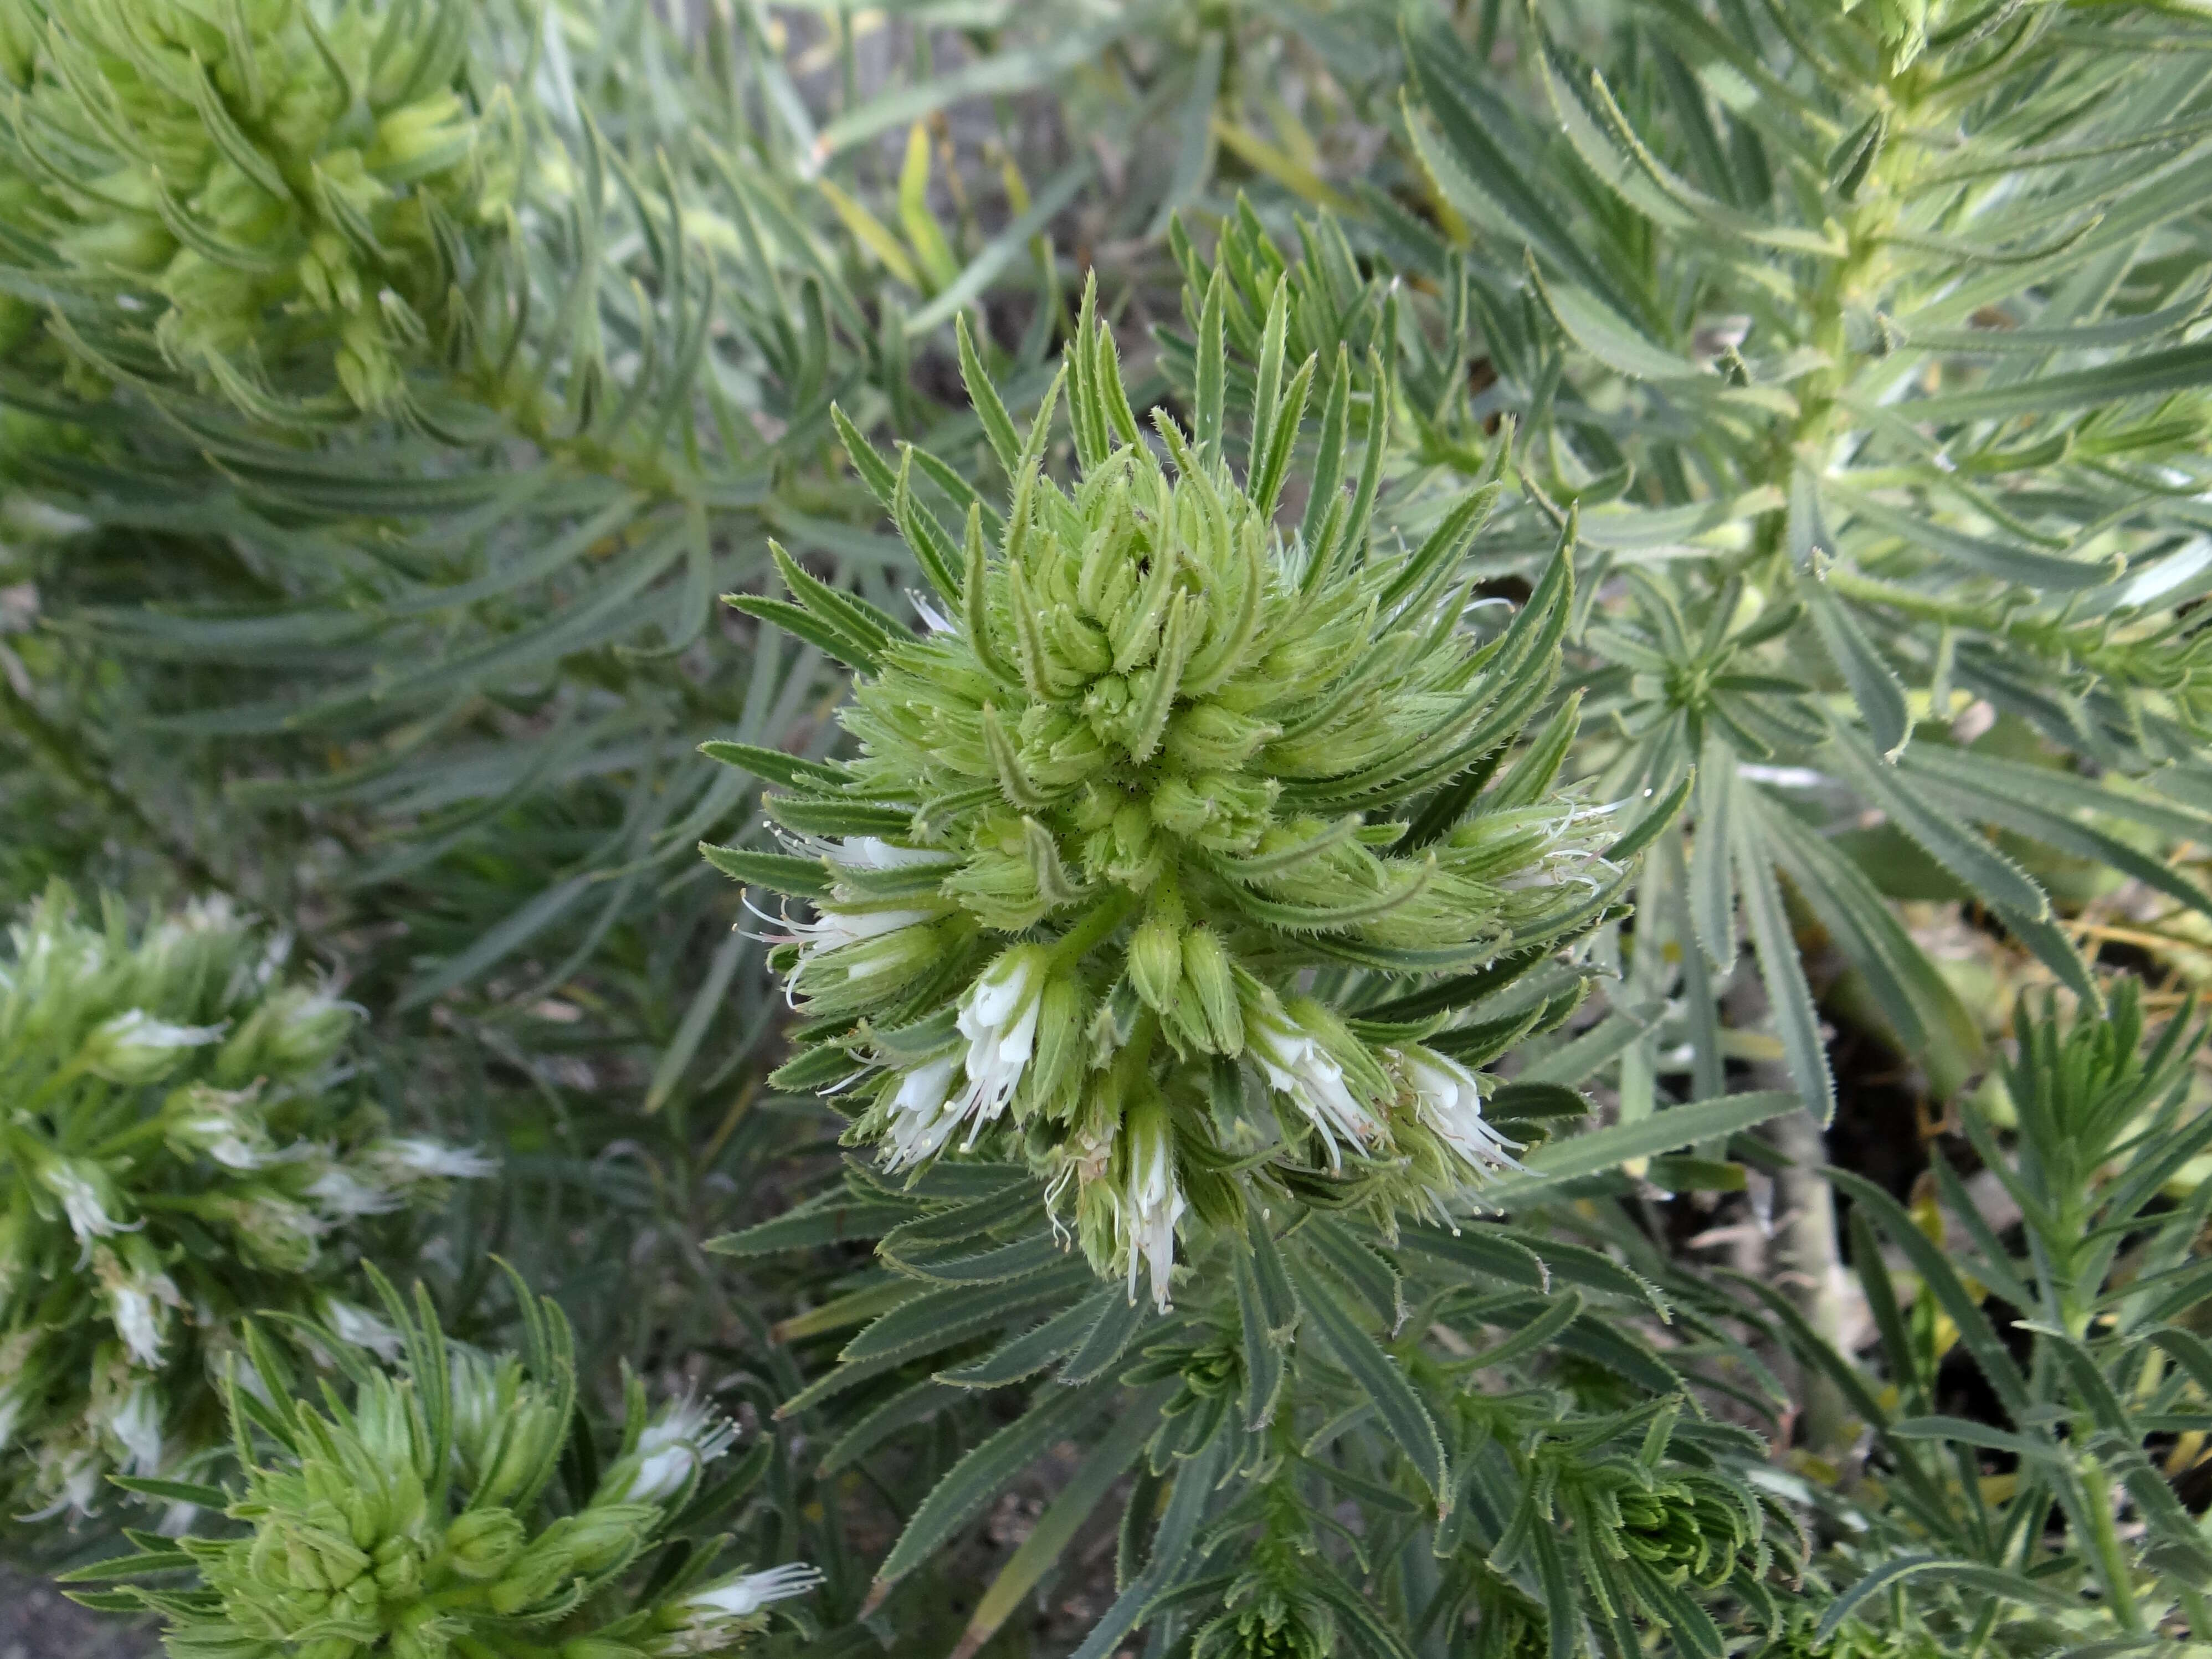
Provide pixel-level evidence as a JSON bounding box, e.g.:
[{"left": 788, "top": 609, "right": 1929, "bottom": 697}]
[{"left": 4, "top": 1, "right": 2212, "bottom": 1655}]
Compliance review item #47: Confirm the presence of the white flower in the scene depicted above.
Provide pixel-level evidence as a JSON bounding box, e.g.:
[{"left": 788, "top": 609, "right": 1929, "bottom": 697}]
[
  {"left": 1397, "top": 1047, "right": 1525, "bottom": 1176},
  {"left": 307, "top": 1166, "right": 403, "bottom": 1218},
  {"left": 104, "top": 1266, "right": 183, "bottom": 1368},
  {"left": 908, "top": 591, "right": 954, "bottom": 634},
  {"left": 320, "top": 1297, "right": 403, "bottom": 1360},
  {"left": 104, "top": 1382, "right": 165, "bottom": 1474},
  {"left": 1248, "top": 1004, "right": 1383, "bottom": 1168},
  {"left": 824, "top": 836, "right": 953, "bottom": 870},
  {"left": 1117, "top": 1101, "right": 1185, "bottom": 1312},
  {"left": 683, "top": 1563, "right": 826, "bottom": 1617},
  {"left": 365, "top": 1138, "right": 498, "bottom": 1182},
  {"left": 202, "top": 1130, "right": 273, "bottom": 1171},
  {"left": 952, "top": 948, "right": 1045, "bottom": 1134},
  {"left": 802, "top": 905, "right": 933, "bottom": 956},
  {"left": 163, "top": 1085, "right": 295, "bottom": 1171},
  {"left": 85, "top": 1009, "right": 225, "bottom": 1082},
  {"left": 606, "top": 1394, "right": 738, "bottom": 1504},
  {"left": 40, "top": 1160, "right": 137, "bottom": 1244},
  {"left": 881, "top": 1055, "right": 963, "bottom": 1171},
  {"left": 29, "top": 1449, "right": 101, "bottom": 1521}
]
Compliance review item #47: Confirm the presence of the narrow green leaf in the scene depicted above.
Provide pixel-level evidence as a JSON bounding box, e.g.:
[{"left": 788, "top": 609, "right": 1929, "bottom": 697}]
[
  {"left": 875, "top": 1378, "right": 1113, "bottom": 1585},
  {"left": 1288, "top": 1255, "right": 1447, "bottom": 1504},
  {"left": 644, "top": 926, "right": 749, "bottom": 1114},
  {"left": 1690, "top": 733, "right": 1737, "bottom": 970},
  {"left": 697, "top": 739, "right": 848, "bottom": 793},
  {"left": 1815, "top": 1558, "right": 2071, "bottom": 1645},
  {"left": 1195, "top": 266, "right": 1226, "bottom": 463},
  {"left": 897, "top": 122, "right": 960, "bottom": 292},
  {"left": 1909, "top": 339, "right": 2212, "bottom": 422},
  {"left": 953, "top": 1398, "right": 1164, "bottom": 1659},
  {"left": 1826, "top": 1169, "right": 2032, "bottom": 1417},
  {"left": 954, "top": 311, "right": 1022, "bottom": 476},
  {"left": 707, "top": 1193, "right": 907, "bottom": 1256},
  {"left": 1733, "top": 808, "right": 1835, "bottom": 1123},
  {"left": 1824, "top": 722, "right": 2049, "bottom": 918},
  {"left": 697, "top": 845, "right": 833, "bottom": 898},
  {"left": 1494, "top": 1091, "right": 1798, "bottom": 1195},
  {"left": 1808, "top": 581, "right": 1909, "bottom": 758}
]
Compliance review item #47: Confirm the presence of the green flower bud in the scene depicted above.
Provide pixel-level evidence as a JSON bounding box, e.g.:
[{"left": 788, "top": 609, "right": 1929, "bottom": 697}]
[
  {"left": 1163, "top": 702, "right": 1277, "bottom": 772},
  {"left": 1027, "top": 974, "right": 1090, "bottom": 1122},
  {"left": 443, "top": 1508, "right": 527, "bottom": 1580},
  {"left": 488, "top": 1553, "right": 573, "bottom": 1615},
  {"left": 390, "top": 1602, "right": 456, "bottom": 1659},
  {"left": 1128, "top": 910, "right": 1187, "bottom": 1017},
  {"left": 213, "top": 985, "right": 359, "bottom": 1087},
  {"left": 561, "top": 1503, "right": 659, "bottom": 1575},
  {"left": 1181, "top": 929, "right": 1243, "bottom": 1055},
  {"left": 81, "top": 1010, "right": 225, "bottom": 1086}
]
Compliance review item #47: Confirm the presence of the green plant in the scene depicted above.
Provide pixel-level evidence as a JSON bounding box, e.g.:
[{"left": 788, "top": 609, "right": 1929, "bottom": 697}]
[
  {"left": 63, "top": 1270, "right": 819, "bottom": 1657},
  {"left": 1384, "top": 0, "right": 2212, "bottom": 1113},
  {"left": 700, "top": 274, "right": 1815, "bottom": 1655},
  {"left": 0, "top": 886, "right": 486, "bottom": 1529},
  {"left": 7, "top": 4, "right": 2212, "bottom": 1658},
  {"left": 705, "top": 282, "right": 1623, "bottom": 1302},
  {"left": 1744, "top": 979, "right": 2212, "bottom": 1651}
]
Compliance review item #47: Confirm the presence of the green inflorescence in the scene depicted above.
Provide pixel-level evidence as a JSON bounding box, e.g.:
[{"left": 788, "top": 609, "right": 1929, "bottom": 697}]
[
  {"left": 0, "top": 0, "right": 511, "bottom": 416},
  {"left": 706, "top": 278, "right": 1621, "bottom": 1308},
  {"left": 0, "top": 887, "right": 489, "bottom": 1524},
  {"left": 66, "top": 1275, "right": 822, "bottom": 1658}
]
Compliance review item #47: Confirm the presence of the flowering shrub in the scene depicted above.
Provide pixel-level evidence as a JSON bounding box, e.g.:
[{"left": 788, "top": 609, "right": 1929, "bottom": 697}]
[
  {"left": 63, "top": 1273, "right": 820, "bottom": 1657},
  {"left": 0, "top": 0, "right": 510, "bottom": 415},
  {"left": 0, "top": 888, "right": 489, "bottom": 1524},
  {"left": 705, "top": 286, "right": 1625, "bottom": 1307},
  {"left": 4, "top": 1, "right": 2210, "bottom": 1656}
]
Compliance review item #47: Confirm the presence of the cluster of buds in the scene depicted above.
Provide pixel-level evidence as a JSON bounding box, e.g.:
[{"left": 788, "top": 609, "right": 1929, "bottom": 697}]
[
  {"left": 72, "top": 1280, "right": 821, "bottom": 1658},
  {"left": 0, "top": 0, "right": 512, "bottom": 414},
  {"left": 0, "top": 886, "right": 491, "bottom": 1523},
  {"left": 706, "top": 280, "right": 1615, "bottom": 1309},
  {"left": 1609, "top": 1472, "right": 1760, "bottom": 1593},
  {"left": 1186, "top": 1485, "right": 1340, "bottom": 1659}
]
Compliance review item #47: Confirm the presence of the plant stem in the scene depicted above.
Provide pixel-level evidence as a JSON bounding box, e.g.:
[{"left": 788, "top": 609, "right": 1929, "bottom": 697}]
[
  {"left": 2078, "top": 1454, "right": 2146, "bottom": 1635},
  {"left": 1768, "top": 1106, "right": 1853, "bottom": 1452}
]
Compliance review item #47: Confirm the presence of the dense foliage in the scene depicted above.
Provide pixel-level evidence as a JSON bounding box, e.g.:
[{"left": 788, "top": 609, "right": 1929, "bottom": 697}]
[
  {"left": 64, "top": 1273, "right": 820, "bottom": 1657},
  {"left": 0, "top": 888, "right": 486, "bottom": 1527},
  {"left": 2, "top": 2, "right": 2209, "bottom": 1657}
]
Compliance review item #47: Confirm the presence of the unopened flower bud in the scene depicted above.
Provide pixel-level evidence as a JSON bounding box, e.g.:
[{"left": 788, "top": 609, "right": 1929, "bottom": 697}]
[
  {"left": 1026, "top": 974, "right": 1089, "bottom": 1121},
  {"left": 373, "top": 1535, "right": 424, "bottom": 1598},
  {"left": 476, "top": 1401, "right": 565, "bottom": 1509},
  {"left": 1163, "top": 702, "right": 1275, "bottom": 771},
  {"left": 83, "top": 1010, "right": 225, "bottom": 1085},
  {"left": 1128, "top": 911, "right": 1185, "bottom": 1016},
  {"left": 390, "top": 1601, "right": 456, "bottom": 1659},
  {"left": 213, "top": 986, "right": 358, "bottom": 1086},
  {"left": 443, "top": 1508, "right": 527, "bottom": 1580},
  {"left": 1181, "top": 929, "right": 1243, "bottom": 1055}
]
